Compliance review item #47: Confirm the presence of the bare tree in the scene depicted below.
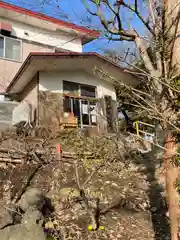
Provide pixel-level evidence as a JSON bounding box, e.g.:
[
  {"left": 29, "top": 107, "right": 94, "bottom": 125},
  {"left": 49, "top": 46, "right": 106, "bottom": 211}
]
[{"left": 82, "top": 0, "right": 180, "bottom": 239}]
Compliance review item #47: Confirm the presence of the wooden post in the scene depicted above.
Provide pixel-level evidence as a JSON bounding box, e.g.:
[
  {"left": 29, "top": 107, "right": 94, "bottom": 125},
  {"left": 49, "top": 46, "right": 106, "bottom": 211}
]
[
  {"left": 98, "top": 97, "right": 107, "bottom": 133},
  {"left": 104, "top": 95, "right": 113, "bottom": 132},
  {"left": 111, "top": 99, "right": 118, "bottom": 133},
  {"left": 57, "top": 143, "right": 62, "bottom": 160}
]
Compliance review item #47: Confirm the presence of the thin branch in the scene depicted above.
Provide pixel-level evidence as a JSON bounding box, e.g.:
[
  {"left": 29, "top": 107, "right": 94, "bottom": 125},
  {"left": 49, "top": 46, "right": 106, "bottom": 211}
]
[
  {"left": 148, "top": 0, "right": 156, "bottom": 25},
  {"left": 165, "top": 1, "right": 180, "bottom": 35},
  {"left": 104, "top": 0, "right": 122, "bottom": 30},
  {"left": 134, "top": 0, "right": 137, "bottom": 12},
  {"left": 83, "top": 0, "right": 136, "bottom": 39},
  {"left": 12, "top": 162, "right": 44, "bottom": 203},
  {"left": 120, "top": 2, "right": 155, "bottom": 36},
  {"left": 74, "top": 162, "right": 81, "bottom": 189},
  {"left": 74, "top": 162, "right": 98, "bottom": 230},
  {"left": 129, "top": 132, "right": 180, "bottom": 157},
  {"left": 4, "top": 206, "right": 22, "bottom": 217},
  {"left": 121, "top": 59, "right": 180, "bottom": 94}
]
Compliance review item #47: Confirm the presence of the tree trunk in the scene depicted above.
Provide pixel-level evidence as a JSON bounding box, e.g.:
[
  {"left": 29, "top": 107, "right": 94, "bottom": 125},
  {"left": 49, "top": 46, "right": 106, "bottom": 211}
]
[{"left": 164, "top": 131, "right": 179, "bottom": 240}]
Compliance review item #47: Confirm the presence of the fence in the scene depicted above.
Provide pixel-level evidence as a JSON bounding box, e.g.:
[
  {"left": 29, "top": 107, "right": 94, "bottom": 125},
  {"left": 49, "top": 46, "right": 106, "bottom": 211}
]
[{"left": 133, "top": 120, "right": 155, "bottom": 141}]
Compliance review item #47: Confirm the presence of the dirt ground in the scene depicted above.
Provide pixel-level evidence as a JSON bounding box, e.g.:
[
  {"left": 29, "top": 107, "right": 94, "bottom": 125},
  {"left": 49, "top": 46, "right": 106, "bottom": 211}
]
[{"left": 0, "top": 130, "right": 170, "bottom": 240}]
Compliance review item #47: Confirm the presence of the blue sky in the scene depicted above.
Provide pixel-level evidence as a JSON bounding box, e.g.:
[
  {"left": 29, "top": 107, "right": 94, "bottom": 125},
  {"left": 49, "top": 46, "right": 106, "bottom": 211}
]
[{"left": 3, "top": 0, "right": 147, "bottom": 56}]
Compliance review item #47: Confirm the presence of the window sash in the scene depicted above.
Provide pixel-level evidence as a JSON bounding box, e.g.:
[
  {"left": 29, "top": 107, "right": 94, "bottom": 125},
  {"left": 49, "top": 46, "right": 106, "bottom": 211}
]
[
  {"left": 0, "top": 35, "right": 22, "bottom": 62},
  {"left": 0, "top": 36, "right": 4, "bottom": 58},
  {"left": 63, "top": 81, "right": 96, "bottom": 99},
  {"left": 5, "top": 37, "right": 21, "bottom": 61},
  {"left": 80, "top": 85, "right": 96, "bottom": 98},
  {"left": 63, "top": 81, "right": 79, "bottom": 96}
]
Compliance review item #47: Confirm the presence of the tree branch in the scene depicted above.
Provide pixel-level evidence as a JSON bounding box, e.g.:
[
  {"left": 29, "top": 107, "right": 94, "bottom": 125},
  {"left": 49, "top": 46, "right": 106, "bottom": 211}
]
[
  {"left": 74, "top": 162, "right": 98, "bottom": 230},
  {"left": 116, "top": 1, "right": 155, "bottom": 36}
]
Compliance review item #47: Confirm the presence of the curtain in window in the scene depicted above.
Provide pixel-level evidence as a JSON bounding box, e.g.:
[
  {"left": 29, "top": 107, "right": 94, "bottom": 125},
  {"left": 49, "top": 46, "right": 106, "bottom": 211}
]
[
  {"left": 5, "top": 38, "right": 21, "bottom": 61},
  {"left": 0, "top": 37, "right": 4, "bottom": 58}
]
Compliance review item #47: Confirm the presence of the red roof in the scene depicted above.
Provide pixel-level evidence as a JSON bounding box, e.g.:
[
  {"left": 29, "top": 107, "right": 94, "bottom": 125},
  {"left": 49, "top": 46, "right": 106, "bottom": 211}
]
[{"left": 0, "top": 1, "right": 99, "bottom": 38}]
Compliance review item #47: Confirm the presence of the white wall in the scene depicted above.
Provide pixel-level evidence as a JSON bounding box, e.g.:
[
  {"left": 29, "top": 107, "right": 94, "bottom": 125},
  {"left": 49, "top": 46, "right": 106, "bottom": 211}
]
[
  {"left": 0, "top": 100, "right": 19, "bottom": 124},
  {"left": 39, "top": 70, "right": 117, "bottom": 100},
  {"left": 12, "top": 101, "right": 31, "bottom": 125},
  {"left": 0, "top": 17, "right": 82, "bottom": 52}
]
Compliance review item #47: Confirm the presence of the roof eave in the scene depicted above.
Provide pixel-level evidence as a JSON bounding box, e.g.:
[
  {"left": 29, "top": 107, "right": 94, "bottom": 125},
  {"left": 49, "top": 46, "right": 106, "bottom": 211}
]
[
  {"left": 6, "top": 52, "right": 140, "bottom": 93},
  {"left": 0, "top": 1, "right": 100, "bottom": 39}
]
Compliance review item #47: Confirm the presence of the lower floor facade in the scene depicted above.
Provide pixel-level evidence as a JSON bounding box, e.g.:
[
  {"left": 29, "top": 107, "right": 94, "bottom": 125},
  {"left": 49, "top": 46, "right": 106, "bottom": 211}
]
[{"left": 12, "top": 70, "right": 118, "bottom": 133}]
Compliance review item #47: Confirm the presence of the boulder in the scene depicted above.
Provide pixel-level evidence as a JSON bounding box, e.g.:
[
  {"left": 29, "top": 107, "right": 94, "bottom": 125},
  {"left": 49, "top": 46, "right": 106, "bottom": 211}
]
[
  {"left": 17, "top": 188, "right": 45, "bottom": 212},
  {"left": 0, "top": 203, "right": 21, "bottom": 229},
  {"left": 0, "top": 223, "right": 46, "bottom": 240},
  {"left": 0, "top": 207, "right": 46, "bottom": 240},
  {"left": 0, "top": 205, "right": 13, "bottom": 229}
]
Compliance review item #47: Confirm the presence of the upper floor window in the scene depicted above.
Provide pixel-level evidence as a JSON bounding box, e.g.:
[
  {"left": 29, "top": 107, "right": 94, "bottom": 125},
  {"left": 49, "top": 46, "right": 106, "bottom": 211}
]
[{"left": 0, "top": 35, "right": 22, "bottom": 62}]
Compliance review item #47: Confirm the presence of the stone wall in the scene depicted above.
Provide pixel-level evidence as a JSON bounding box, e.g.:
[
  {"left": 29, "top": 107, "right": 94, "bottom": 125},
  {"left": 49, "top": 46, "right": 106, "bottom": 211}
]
[{"left": 38, "top": 91, "right": 64, "bottom": 128}]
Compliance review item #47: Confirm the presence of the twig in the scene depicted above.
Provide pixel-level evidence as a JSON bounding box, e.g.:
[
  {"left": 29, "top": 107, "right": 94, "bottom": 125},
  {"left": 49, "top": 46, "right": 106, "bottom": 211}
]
[
  {"left": 3, "top": 206, "right": 22, "bottom": 216},
  {"left": 74, "top": 162, "right": 98, "bottom": 230},
  {"left": 82, "top": 162, "right": 105, "bottom": 189},
  {"left": 0, "top": 158, "right": 22, "bottom": 164},
  {"left": 11, "top": 152, "right": 46, "bottom": 203},
  {"left": 74, "top": 161, "right": 81, "bottom": 189},
  {"left": 129, "top": 132, "right": 180, "bottom": 157}
]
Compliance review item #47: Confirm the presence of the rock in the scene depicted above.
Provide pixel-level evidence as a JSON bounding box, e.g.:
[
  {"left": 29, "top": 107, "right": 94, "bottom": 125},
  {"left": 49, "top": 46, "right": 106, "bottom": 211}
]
[
  {"left": 18, "top": 188, "right": 45, "bottom": 212},
  {"left": 111, "top": 182, "right": 118, "bottom": 187},
  {"left": 7, "top": 203, "right": 22, "bottom": 224},
  {"left": 0, "top": 203, "right": 22, "bottom": 229},
  {"left": 0, "top": 205, "right": 13, "bottom": 229},
  {"left": 0, "top": 207, "right": 46, "bottom": 240},
  {"left": 22, "top": 206, "right": 44, "bottom": 226},
  {"left": 0, "top": 223, "right": 46, "bottom": 240}
]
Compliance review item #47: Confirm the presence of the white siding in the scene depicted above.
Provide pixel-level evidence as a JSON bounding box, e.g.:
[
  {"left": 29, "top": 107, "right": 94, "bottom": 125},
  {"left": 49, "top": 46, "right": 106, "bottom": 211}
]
[
  {"left": 0, "top": 17, "right": 82, "bottom": 52},
  {"left": 39, "top": 70, "right": 117, "bottom": 100}
]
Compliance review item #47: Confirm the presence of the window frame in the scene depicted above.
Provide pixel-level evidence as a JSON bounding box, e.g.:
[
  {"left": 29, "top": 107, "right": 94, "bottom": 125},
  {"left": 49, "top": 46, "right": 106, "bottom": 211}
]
[
  {"left": 63, "top": 80, "right": 97, "bottom": 99},
  {"left": 62, "top": 81, "right": 98, "bottom": 127},
  {"left": 0, "top": 34, "right": 22, "bottom": 62},
  {"left": 80, "top": 84, "right": 96, "bottom": 98}
]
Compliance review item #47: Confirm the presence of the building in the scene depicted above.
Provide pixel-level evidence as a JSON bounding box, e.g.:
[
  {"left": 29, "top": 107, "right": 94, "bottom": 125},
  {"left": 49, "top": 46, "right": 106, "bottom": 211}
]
[
  {"left": 0, "top": 1, "right": 139, "bottom": 132},
  {"left": 0, "top": 1, "right": 99, "bottom": 89}
]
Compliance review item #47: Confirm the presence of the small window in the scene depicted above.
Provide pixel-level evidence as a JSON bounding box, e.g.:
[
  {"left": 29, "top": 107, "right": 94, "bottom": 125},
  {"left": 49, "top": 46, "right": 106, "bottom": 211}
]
[
  {"left": 5, "top": 37, "right": 21, "bottom": 61},
  {"left": 0, "top": 37, "right": 4, "bottom": 58},
  {"left": 0, "top": 35, "right": 22, "bottom": 62}
]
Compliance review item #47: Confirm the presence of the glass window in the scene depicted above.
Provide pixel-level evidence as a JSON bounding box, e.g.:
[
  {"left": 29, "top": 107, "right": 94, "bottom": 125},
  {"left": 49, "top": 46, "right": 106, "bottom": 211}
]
[
  {"left": 63, "top": 81, "right": 79, "bottom": 95},
  {"left": 0, "top": 36, "right": 21, "bottom": 61},
  {"left": 5, "top": 37, "right": 21, "bottom": 61},
  {"left": 0, "top": 37, "right": 4, "bottom": 58},
  {"left": 80, "top": 85, "right": 96, "bottom": 98},
  {"left": 63, "top": 96, "right": 71, "bottom": 112}
]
